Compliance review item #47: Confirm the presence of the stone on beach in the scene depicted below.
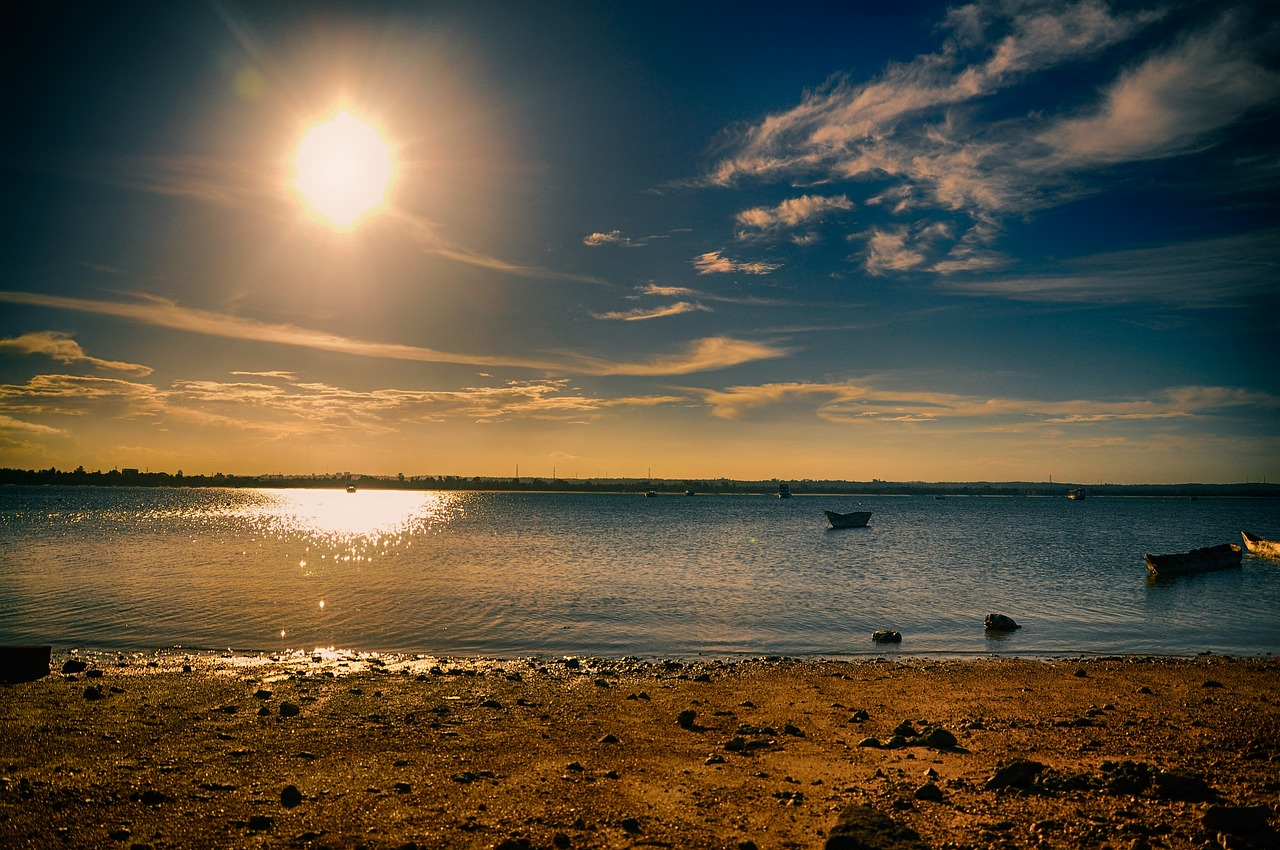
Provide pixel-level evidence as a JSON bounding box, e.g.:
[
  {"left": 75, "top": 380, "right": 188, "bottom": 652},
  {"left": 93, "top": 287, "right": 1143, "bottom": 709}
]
[
  {"left": 824, "top": 804, "right": 930, "bottom": 849},
  {"left": 0, "top": 645, "right": 51, "bottom": 683},
  {"left": 872, "top": 630, "right": 902, "bottom": 644}
]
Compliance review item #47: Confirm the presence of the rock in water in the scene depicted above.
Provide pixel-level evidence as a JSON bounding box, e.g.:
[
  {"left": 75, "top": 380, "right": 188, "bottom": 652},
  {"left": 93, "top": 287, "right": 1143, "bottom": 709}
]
[
  {"left": 824, "top": 804, "right": 930, "bottom": 849},
  {"left": 984, "top": 614, "right": 1020, "bottom": 632},
  {"left": 872, "top": 630, "right": 903, "bottom": 644}
]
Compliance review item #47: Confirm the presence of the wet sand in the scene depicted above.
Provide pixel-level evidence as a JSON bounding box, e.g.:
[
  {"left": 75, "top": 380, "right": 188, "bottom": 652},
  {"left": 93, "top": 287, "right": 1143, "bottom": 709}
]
[{"left": 1, "top": 652, "right": 1277, "bottom": 849}]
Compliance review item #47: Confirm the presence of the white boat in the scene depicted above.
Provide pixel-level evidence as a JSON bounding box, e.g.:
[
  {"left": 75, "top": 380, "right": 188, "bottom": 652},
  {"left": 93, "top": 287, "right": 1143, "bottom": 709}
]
[
  {"left": 777, "top": 482, "right": 792, "bottom": 499},
  {"left": 1067, "top": 488, "right": 1086, "bottom": 500},
  {"left": 825, "top": 510, "right": 872, "bottom": 529}
]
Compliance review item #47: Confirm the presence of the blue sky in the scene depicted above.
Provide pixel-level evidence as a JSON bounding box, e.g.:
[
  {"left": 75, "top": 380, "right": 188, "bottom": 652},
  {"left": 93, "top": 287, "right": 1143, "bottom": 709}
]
[{"left": 1, "top": 0, "right": 1277, "bottom": 483}]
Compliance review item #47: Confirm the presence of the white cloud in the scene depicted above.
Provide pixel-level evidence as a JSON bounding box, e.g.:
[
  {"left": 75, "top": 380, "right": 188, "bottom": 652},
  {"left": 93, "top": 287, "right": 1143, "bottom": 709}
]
[
  {"left": 692, "top": 250, "right": 781, "bottom": 275},
  {"left": 1036, "top": 12, "right": 1280, "bottom": 168},
  {"left": 590, "top": 301, "right": 712, "bottom": 321},
  {"left": 710, "top": 0, "right": 1159, "bottom": 189},
  {"left": 864, "top": 229, "right": 926, "bottom": 275},
  {"left": 704, "top": 2, "right": 1278, "bottom": 278},
  {"left": 0, "top": 331, "right": 153, "bottom": 376},
  {"left": 691, "top": 378, "right": 1280, "bottom": 425},
  {"left": 0, "top": 291, "right": 786, "bottom": 377},
  {"left": 936, "top": 229, "right": 1280, "bottom": 305},
  {"left": 0, "top": 414, "right": 63, "bottom": 435},
  {"left": 734, "top": 194, "right": 853, "bottom": 238}
]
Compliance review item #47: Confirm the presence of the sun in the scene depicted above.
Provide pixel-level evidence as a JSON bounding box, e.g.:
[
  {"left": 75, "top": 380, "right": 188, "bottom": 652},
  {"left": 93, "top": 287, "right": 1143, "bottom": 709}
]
[{"left": 291, "top": 109, "right": 397, "bottom": 230}]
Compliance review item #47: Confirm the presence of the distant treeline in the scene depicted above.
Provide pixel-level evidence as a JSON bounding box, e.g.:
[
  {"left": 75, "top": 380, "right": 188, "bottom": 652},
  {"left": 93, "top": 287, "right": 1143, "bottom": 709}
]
[{"left": 2, "top": 467, "right": 1277, "bottom": 498}]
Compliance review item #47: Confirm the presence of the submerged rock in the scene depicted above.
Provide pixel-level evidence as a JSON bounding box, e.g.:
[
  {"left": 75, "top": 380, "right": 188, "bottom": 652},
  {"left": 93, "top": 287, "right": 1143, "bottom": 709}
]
[
  {"left": 984, "top": 614, "right": 1021, "bottom": 632},
  {"left": 872, "top": 630, "right": 902, "bottom": 644}
]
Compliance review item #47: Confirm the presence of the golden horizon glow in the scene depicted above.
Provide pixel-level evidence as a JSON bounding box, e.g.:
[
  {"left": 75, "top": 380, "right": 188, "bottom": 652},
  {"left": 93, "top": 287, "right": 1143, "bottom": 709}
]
[{"left": 291, "top": 109, "right": 397, "bottom": 231}]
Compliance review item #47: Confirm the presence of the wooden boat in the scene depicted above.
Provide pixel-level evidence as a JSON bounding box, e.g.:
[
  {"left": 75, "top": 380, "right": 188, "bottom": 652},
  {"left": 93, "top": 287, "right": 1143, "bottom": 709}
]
[
  {"left": 825, "top": 510, "right": 872, "bottom": 529},
  {"left": 1144, "top": 543, "right": 1242, "bottom": 576},
  {"left": 1242, "top": 531, "right": 1280, "bottom": 559}
]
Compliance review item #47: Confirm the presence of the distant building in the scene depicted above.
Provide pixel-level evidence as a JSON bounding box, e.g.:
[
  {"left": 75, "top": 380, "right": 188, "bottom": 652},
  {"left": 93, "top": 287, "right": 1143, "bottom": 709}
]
[{"left": 121, "top": 468, "right": 140, "bottom": 475}]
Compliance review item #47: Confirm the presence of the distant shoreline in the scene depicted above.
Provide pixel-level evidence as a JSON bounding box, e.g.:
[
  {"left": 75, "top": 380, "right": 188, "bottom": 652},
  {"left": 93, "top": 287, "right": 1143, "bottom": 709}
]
[{"left": 3, "top": 468, "right": 1277, "bottom": 498}]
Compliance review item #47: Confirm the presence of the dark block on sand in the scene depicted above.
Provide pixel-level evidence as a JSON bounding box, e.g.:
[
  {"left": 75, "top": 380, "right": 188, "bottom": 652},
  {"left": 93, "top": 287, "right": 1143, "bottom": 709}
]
[
  {"left": 825, "top": 804, "right": 930, "bottom": 850},
  {"left": 0, "top": 645, "right": 52, "bottom": 683}
]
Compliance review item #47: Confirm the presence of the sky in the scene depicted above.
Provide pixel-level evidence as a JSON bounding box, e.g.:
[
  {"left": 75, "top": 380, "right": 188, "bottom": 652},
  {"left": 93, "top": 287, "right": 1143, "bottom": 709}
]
[{"left": 1, "top": 0, "right": 1277, "bottom": 484}]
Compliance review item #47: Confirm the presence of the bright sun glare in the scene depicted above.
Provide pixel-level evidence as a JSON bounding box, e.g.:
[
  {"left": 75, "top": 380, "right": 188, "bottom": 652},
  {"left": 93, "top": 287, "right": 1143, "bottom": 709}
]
[{"left": 291, "top": 109, "right": 397, "bottom": 230}]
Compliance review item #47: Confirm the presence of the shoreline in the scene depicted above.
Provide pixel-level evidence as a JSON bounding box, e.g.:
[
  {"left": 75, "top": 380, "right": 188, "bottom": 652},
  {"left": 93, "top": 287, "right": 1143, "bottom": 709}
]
[{"left": 3, "top": 653, "right": 1277, "bottom": 848}]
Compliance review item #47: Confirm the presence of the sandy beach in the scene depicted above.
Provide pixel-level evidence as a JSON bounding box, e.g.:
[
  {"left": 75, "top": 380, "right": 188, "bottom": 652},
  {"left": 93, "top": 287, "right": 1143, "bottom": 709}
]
[{"left": 2, "top": 652, "right": 1277, "bottom": 849}]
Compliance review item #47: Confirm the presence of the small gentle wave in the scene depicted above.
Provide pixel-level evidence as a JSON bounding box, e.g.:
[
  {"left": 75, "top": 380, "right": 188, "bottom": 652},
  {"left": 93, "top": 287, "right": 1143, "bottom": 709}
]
[{"left": 1, "top": 486, "right": 1278, "bottom": 658}]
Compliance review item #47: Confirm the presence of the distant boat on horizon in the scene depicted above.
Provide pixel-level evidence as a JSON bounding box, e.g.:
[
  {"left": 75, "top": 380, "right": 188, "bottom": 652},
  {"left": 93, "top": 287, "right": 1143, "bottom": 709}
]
[
  {"left": 1067, "top": 488, "right": 1086, "bottom": 500},
  {"left": 346, "top": 484, "right": 357, "bottom": 493},
  {"left": 777, "top": 482, "right": 792, "bottom": 499}
]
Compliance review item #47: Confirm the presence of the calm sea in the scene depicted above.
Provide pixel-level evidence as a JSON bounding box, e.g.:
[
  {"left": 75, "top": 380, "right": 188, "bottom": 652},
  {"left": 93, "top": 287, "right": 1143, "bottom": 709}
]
[{"left": 2, "top": 486, "right": 1278, "bottom": 659}]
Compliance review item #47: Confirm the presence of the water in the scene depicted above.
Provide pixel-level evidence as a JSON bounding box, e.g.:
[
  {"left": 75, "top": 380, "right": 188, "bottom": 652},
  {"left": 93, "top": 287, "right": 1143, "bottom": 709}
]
[{"left": 2, "top": 486, "right": 1278, "bottom": 659}]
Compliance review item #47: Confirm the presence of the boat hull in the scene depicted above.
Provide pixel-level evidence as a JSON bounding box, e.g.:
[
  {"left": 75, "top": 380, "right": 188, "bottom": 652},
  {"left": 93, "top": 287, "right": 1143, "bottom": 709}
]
[
  {"left": 1144, "top": 543, "right": 1242, "bottom": 576},
  {"left": 1242, "top": 531, "right": 1280, "bottom": 559},
  {"left": 825, "top": 510, "right": 872, "bottom": 529}
]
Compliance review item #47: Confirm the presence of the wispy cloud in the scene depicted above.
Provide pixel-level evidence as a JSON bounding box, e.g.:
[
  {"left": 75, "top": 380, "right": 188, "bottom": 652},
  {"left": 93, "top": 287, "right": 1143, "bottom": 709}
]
[
  {"left": 0, "top": 414, "right": 64, "bottom": 435},
  {"left": 0, "top": 373, "right": 165, "bottom": 417},
  {"left": 704, "top": 1, "right": 1279, "bottom": 274},
  {"left": 0, "top": 331, "right": 153, "bottom": 376},
  {"left": 1035, "top": 11, "right": 1280, "bottom": 169},
  {"left": 936, "top": 229, "right": 1280, "bottom": 306},
  {"left": 568, "top": 336, "right": 793, "bottom": 376},
  {"left": 864, "top": 228, "right": 927, "bottom": 275},
  {"left": 590, "top": 302, "right": 712, "bottom": 321},
  {"left": 734, "top": 194, "right": 853, "bottom": 240},
  {"left": 0, "top": 291, "right": 789, "bottom": 376},
  {"left": 692, "top": 250, "right": 781, "bottom": 275},
  {"left": 692, "top": 378, "right": 1280, "bottom": 425},
  {"left": 55, "top": 154, "right": 611, "bottom": 290},
  {"left": 0, "top": 372, "right": 688, "bottom": 437},
  {"left": 582, "top": 229, "right": 670, "bottom": 248},
  {"left": 394, "top": 211, "right": 608, "bottom": 286},
  {"left": 229, "top": 370, "right": 300, "bottom": 380},
  {"left": 632, "top": 283, "right": 794, "bottom": 307}
]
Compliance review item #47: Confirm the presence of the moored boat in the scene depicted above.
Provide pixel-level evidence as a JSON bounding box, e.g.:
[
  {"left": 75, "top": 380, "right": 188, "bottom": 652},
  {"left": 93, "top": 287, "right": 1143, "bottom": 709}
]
[
  {"left": 1144, "top": 543, "right": 1242, "bottom": 576},
  {"left": 824, "top": 510, "right": 872, "bottom": 529},
  {"left": 1241, "top": 531, "right": 1280, "bottom": 559},
  {"left": 777, "top": 482, "right": 792, "bottom": 499},
  {"left": 1067, "top": 488, "right": 1086, "bottom": 500},
  {"left": 346, "top": 484, "right": 357, "bottom": 493}
]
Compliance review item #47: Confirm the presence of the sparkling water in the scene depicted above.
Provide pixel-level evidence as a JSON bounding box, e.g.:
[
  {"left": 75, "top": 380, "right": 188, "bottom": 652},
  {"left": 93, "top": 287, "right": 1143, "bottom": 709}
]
[{"left": 2, "top": 486, "right": 1277, "bottom": 658}]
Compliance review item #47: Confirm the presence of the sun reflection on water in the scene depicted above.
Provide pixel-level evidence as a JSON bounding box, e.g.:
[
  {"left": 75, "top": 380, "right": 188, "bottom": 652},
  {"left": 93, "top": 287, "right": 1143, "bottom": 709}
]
[{"left": 223, "top": 488, "right": 465, "bottom": 542}]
